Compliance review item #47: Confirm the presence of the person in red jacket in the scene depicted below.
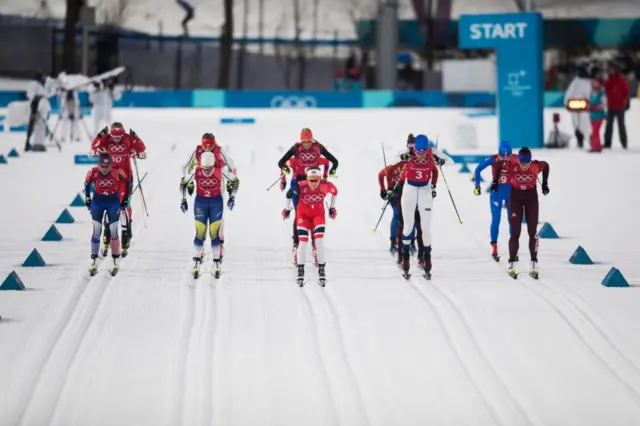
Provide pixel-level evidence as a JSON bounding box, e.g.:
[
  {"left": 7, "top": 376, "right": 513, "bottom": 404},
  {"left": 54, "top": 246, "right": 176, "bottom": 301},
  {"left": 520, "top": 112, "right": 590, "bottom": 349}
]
[{"left": 603, "top": 63, "right": 630, "bottom": 149}]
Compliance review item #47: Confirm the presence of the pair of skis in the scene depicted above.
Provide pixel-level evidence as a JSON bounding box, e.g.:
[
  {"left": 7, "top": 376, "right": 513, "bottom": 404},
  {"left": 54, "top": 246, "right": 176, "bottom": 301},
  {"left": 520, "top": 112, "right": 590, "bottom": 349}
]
[
  {"left": 492, "top": 252, "right": 539, "bottom": 280},
  {"left": 192, "top": 257, "right": 222, "bottom": 280},
  {"left": 88, "top": 255, "right": 120, "bottom": 277}
]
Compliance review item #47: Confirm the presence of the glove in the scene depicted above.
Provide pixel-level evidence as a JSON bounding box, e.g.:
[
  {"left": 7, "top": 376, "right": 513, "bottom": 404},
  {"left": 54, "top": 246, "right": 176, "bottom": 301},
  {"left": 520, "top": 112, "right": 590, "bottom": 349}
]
[
  {"left": 180, "top": 177, "right": 187, "bottom": 192},
  {"left": 490, "top": 182, "right": 499, "bottom": 193},
  {"left": 97, "top": 126, "right": 108, "bottom": 138},
  {"left": 187, "top": 181, "right": 194, "bottom": 196},
  {"left": 282, "top": 208, "right": 291, "bottom": 220},
  {"left": 329, "top": 207, "right": 337, "bottom": 219},
  {"left": 282, "top": 166, "right": 291, "bottom": 175},
  {"left": 180, "top": 198, "right": 188, "bottom": 213},
  {"left": 380, "top": 189, "right": 387, "bottom": 200},
  {"left": 129, "top": 128, "right": 138, "bottom": 139},
  {"left": 226, "top": 181, "right": 233, "bottom": 194},
  {"left": 431, "top": 184, "right": 437, "bottom": 198},
  {"left": 137, "top": 151, "right": 146, "bottom": 159},
  {"left": 400, "top": 152, "right": 411, "bottom": 162},
  {"left": 434, "top": 156, "right": 446, "bottom": 166},
  {"left": 474, "top": 185, "right": 481, "bottom": 196},
  {"left": 121, "top": 198, "right": 129, "bottom": 209},
  {"left": 329, "top": 167, "right": 337, "bottom": 177},
  {"left": 279, "top": 179, "right": 286, "bottom": 191},
  {"left": 542, "top": 183, "right": 550, "bottom": 195},
  {"left": 227, "top": 196, "right": 235, "bottom": 210},
  {"left": 85, "top": 197, "right": 91, "bottom": 210}
]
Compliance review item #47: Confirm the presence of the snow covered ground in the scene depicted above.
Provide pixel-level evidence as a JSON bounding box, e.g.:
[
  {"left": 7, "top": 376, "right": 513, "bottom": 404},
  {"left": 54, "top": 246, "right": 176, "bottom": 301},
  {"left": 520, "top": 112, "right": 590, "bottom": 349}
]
[{"left": 1, "top": 106, "right": 640, "bottom": 426}]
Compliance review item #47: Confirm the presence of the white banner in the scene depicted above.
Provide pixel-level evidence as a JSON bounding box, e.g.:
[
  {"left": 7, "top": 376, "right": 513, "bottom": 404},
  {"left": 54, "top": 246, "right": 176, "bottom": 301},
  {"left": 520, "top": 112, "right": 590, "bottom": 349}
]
[{"left": 442, "top": 59, "right": 496, "bottom": 92}]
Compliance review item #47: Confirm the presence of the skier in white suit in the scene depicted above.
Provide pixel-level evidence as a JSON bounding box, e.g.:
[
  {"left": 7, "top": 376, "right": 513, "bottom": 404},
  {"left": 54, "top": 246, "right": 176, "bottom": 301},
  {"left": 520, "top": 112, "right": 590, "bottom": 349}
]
[
  {"left": 89, "top": 78, "right": 122, "bottom": 135},
  {"left": 564, "top": 65, "right": 592, "bottom": 148}
]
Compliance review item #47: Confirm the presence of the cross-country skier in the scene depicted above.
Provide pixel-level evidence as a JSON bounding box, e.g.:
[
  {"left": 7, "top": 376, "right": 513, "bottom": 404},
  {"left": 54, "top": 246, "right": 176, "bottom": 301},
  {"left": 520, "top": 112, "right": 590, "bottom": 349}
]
[
  {"left": 491, "top": 147, "right": 550, "bottom": 279},
  {"left": 473, "top": 140, "right": 517, "bottom": 261},
  {"left": 277, "top": 128, "right": 339, "bottom": 251},
  {"left": 280, "top": 156, "right": 329, "bottom": 191},
  {"left": 398, "top": 134, "right": 451, "bottom": 279},
  {"left": 181, "top": 133, "right": 238, "bottom": 261},
  {"left": 282, "top": 166, "right": 337, "bottom": 287},
  {"left": 85, "top": 154, "right": 129, "bottom": 276},
  {"left": 181, "top": 151, "right": 239, "bottom": 279},
  {"left": 91, "top": 122, "right": 147, "bottom": 256}
]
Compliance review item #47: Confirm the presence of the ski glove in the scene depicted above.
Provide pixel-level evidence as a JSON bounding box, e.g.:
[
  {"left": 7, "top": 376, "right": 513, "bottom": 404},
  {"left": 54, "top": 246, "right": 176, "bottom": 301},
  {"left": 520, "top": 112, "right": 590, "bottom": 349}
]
[
  {"left": 490, "top": 182, "right": 499, "bottom": 193},
  {"left": 282, "top": 166, "right": 291, "bottom": 175},
  {"left": 542, "top": 183, "right": 550, "bottom": 195},
  {"left": 279, "top": 178, "right": 287, "bottom": 192},
  {"left": 97, "top": 126, "right": 108, "bottom": 138},
  {"left": 179, "top": 177, "right": 187, "bottom": 192},
  {"left": 431, "top": 184, "right": 437, "bottom": 198},
  {"left": 329, "top": 207, "right": 337, "bottom": 219},
  {"left": 137, "top": 151, "right": 146, "bottom": 159},
  {"left": 282, "top": 208, "right": 291, "bottom": 220},
  {"left": 121, "top": 199, "right": 129, "bottom": 209},
  {"left": 434, "top": 156, "right": 446, "bottom": 166},
  {"left": 400, "top": 152, "right": 411, "bottom": 162},
  {"left": 227, "top": 196, "right": 235, "bottom": 210},
  {"left": 187, "top": 182, "right": 195, "bottom": 196},
  {"left": 180, "top": 199, "right": 188, "bottom": 213},
  {"left": 129, "top": 128, "right": 139, "bottom": 139},
  {"left": 474, "top": 185, "right": 481, "bottom": 195},
  {"left": 85, "top": 197, "right": 91, "bottom": 210},
  {"left": 329, "top": 167, "right": 338, "bottom": 177},
  {"left": 380, "top": 189, "right": 387, "bottom": 200}
]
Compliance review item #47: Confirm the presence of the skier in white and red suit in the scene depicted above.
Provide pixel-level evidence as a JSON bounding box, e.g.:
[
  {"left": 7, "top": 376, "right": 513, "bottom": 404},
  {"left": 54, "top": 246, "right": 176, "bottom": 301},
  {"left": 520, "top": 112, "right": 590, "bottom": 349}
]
[{"left": 282, "top": 166, "right": 337, "bottom": 284}]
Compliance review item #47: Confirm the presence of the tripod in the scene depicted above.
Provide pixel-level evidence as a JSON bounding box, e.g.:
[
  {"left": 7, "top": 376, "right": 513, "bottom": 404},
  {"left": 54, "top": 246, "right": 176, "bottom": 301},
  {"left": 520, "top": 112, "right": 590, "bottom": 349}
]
[{"left": 47, "top": 89, "right": 93, "bottom": 145}]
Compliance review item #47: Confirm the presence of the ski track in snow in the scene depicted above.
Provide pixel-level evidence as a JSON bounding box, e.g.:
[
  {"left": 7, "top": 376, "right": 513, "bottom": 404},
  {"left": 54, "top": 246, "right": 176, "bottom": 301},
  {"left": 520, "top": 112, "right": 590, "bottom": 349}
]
[{"left": 457, "top": 188, "right": 640, "bottom": 407}]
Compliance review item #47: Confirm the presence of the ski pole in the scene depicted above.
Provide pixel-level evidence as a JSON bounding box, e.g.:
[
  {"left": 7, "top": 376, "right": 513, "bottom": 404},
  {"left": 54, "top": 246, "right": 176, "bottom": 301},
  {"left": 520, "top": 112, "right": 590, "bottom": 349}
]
[
  {"left": 438, "top": 165, "right": 463, "bottom": 224},
  {"left": 381, "top": 141, "right": 388, "bottom": 169},
  {"left": 266, "top": 174, "right": 284, "bottom": 191},
  {"left": 130, "top": 172, "right": 148, "bottom": 196},
  {"left": 133, "top": 157, "right": 149, "bottom": 217},
  {"left": 372, "top": 199, "right": 391, "bottom": 232}
]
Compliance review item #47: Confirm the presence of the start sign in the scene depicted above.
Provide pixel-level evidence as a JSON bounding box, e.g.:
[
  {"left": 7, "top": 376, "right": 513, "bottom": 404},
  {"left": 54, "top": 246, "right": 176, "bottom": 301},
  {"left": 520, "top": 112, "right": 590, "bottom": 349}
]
[{"left": 470, "top": 22, "right": 528, "bottom": 40}]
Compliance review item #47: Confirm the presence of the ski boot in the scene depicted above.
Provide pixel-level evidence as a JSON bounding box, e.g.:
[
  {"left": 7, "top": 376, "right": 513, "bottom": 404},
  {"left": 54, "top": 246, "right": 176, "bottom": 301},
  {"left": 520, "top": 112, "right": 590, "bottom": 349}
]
[
  {"left": 89, "top": 254, "right": 99, "bottom": 276},
  {"left": 192, "top": 256, "right": 202, "bottom": 279},
  {"left": 529, "top": 260, "right": 539, "bottom": 280},
  {"left": 491, "top": 241, "right": 499, "bottom": 262},
  {"left": 389, "top": 240, "right": 397, "bottom": 255},
  {"left": 121, "top": 226, "right": 131, "bottom": 258},
  {"left": 402, "top": 251, "right": 411, "bottom": 280},
  {"left": 110, "top": 254, "right": 121, "bottom": 276},
  {"left": 318, "top": 263, "right": 326, "bottom": 287},
  {"left": 423, "top": 251, "right": 432, "bottom": 280},
  {"left": 507, "top": 260, "right": 518, "bottom": 279},
  {"left": 213, "top": 259, "right": 222, "bottom": 279},
  {"left": 296, "top": 264, "right": 305, "bottom": 287}
]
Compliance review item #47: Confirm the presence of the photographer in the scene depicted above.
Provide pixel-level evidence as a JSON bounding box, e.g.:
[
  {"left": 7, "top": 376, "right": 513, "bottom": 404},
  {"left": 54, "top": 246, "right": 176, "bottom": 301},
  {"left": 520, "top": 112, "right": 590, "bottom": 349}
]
[{"left": 89, "top": 78, "right": 122, "bottom": 135}]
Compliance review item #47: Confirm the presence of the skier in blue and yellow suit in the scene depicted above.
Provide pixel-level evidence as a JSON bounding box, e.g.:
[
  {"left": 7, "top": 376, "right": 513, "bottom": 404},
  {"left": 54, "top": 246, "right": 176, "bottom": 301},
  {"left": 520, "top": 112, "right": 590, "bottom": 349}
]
[{"left": 473, "top": 141, "right": 517, "bottom": 260}]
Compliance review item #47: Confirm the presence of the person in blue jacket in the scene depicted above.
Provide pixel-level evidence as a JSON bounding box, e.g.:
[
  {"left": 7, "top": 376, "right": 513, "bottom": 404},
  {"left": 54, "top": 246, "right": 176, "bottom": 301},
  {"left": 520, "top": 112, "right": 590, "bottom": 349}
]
[{"left": 473, "top": 141, "right": 516, "bottom": 261}]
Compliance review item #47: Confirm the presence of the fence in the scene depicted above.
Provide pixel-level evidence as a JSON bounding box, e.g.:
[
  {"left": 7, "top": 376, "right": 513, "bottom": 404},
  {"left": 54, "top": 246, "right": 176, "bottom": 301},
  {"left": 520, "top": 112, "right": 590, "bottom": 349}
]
[{"left": 0, "top": 15, "right": 358, "bottom": 90}]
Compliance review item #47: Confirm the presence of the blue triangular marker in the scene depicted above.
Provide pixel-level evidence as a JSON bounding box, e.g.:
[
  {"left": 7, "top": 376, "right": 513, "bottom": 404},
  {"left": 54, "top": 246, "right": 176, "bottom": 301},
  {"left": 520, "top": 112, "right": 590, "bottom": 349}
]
[
  {"left": 0, "top": 155, "right": 7, "bottom": 164},
  {"left": 459, "top": 163, "right": 471, "bottom": 173},
  {"left": 70, "top": 193, "right": 85, "bottom": 207},
  {"left": 569, "top": 245, "right": 594, "bottom": 265},
  {"left": 537, "top": 222, "right": 558, "bottom": 238},
  {"left": 56, "top": 209, "right": 75, "bottom": 224},
  {"left": 42, "top": 224, "right": 63, "bottom": 241},
  {"left": 23, "top": 249, "right": 46, "bottom": 267},
  {"left": 8, "top": 148, "right": 19, "bottom": 158},
  {"left": 0, "top": 271, "right": 25, "bottom": 290},
  {"left": 601, "top": 268, "right": 629, "bottom": 288}
]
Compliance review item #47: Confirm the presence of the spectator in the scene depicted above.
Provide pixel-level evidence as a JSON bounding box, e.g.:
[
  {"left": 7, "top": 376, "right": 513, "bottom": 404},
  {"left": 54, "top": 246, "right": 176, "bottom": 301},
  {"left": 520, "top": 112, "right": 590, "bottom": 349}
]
[
  {"left": 588, "top": 78, "right": 606, "bottom": 153},
  {"left": 603, "top": 63, "right": 630, "bottom": 149},
  {"left": 176, "top": 0, "right": 195, "bottom": 37}
]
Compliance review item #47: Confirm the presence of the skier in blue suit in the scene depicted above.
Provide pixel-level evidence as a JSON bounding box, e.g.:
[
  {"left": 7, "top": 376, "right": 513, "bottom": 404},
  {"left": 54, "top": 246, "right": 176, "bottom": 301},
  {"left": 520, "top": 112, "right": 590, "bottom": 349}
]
[{"left": 473, "top": 141, "right": 516, "bottom": 261}]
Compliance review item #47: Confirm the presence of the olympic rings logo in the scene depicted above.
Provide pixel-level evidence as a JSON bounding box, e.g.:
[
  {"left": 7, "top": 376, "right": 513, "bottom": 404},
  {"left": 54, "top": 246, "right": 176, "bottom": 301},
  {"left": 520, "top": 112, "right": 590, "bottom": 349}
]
[
  {"left": 413, "top": 157, "right": 429, "bottom": 164},
  {"left": 110, "top": 144, "right": 127, "bottom": 153},
  {"left": 270, "top": 95, "right": 318, "bottom": 108},
  {"left": 303, "top": 194, "right": 324, "bottom": 203},
  {"left": 97, "top": 179, "right": 114, "bottom": 188},
  {"left": 200, "top": 179, "right": 218, "bottom": 187},
  {"left": 515, "top": 174, "right": 534, "bottom": 183},
  {"left": 298, "top": 152, "right": 317, "bottom": 162}
]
